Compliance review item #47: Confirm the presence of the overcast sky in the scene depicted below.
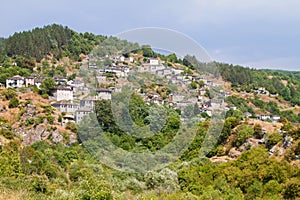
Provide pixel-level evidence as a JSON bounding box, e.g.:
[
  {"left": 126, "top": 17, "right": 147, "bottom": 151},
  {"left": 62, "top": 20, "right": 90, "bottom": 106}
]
[{"left": 0, "top": 0, "right": 299, "bottom": 71}]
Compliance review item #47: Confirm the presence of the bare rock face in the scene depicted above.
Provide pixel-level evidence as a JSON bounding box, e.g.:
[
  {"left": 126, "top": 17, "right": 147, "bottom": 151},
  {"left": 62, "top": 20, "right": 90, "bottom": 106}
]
[
  {"left": 12, "top": 102, "right": 76, "bottom": 146},
  {"left": 228, "top": 148, "right": 241, "bottom": 158},
  {"left": 14, "top": 124, "right": 66, "bottom": 146}
]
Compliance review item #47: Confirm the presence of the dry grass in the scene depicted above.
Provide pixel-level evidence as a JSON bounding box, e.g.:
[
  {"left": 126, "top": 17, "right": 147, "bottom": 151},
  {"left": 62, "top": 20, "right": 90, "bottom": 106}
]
[
  {"left": 0, "top": 188, "right": 33, "bottom": 200},
  {"left": 247, "top": 119, "right": 282, "bottom": 133}
]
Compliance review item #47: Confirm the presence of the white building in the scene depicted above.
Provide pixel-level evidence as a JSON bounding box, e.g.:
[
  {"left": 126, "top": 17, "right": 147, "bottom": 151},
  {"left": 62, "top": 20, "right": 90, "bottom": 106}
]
[
  {"left": 95, "top": 88, "right": 112, "bottom": 100},
  {"left": 51, "top": 102, "right": 79, "bottom": 113},
  {"left": 172, "top": 68, "right": 184, "bottom": 75},
  {"left": 149, "top": 58, "right": 159, "bottom": 65},
  {"left": 244, "top": 112, "right": 252, "bottom": 118},
  {"left": 272, "top": 116, "right": 281, "bottom": 122},
  {"left": 75, "top": 109, "right": 92, "bottom": 124},
  {"left": 258, "top": 115, "right": 271, "bottom": 121},
  {"left": 6, "top": 75, "right": 25, "bottom": 88},
  {"left": 25, "top": 76, "right": 35, "bottom": 87},
  {"left": 52, "top": 86, "right": 74, "bottom": 101},
  {"left": 54, "top": 76, "right": 68, "bottom": 85},
  {"left": 80, "top": 99, "right": 95, "bottom": 109}
]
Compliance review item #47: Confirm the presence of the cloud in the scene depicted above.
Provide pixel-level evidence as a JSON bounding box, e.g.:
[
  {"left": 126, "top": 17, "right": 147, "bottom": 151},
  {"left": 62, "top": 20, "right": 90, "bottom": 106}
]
[
  {"left": 0, "top": 0, "right": 299, "bottom": 70},
  {"left": 241, "top": 57, "right": 300, "bottom": 71}
]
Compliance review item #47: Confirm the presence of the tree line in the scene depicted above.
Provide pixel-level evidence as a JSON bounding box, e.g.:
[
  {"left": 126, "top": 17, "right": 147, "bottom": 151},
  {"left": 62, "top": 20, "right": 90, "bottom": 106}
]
[{"left": 1, "top": 24, "right": 106, "bottom": 62}]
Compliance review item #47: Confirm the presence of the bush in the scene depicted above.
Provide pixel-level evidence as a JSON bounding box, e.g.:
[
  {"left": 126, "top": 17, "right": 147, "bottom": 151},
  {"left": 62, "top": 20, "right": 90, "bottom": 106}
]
[
  {"left": 233, "top": 124, "right": 254, "bottom": 147},
  {"left": 8, "top": 97, "right": 19, "bottom": 108},
  {"left": 284, "top": 178, "right": 300, "bottom": 199},
  {"left": 266, "top": 132, "right": 282, "bottom": 149},
  {"left": 2, "top": 89, "right": 17, "bottom": 100},
  {"left": 46, "top": 115, "right": 54, "bottom": 124},
  {"left": 65, "top": 122, "right": 78, "bottom": 133},
  {"left": 0, "top": 129, "right": 14, "bottom": 139},
  {"left": 26, "top": 118, "right": 35, "bottom": 126}
]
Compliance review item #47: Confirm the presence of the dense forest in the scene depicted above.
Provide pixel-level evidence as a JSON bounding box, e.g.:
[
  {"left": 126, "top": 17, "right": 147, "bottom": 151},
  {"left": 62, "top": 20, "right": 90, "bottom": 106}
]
[
  {"left": 217, "top": 63, "right": 300, "bottom": 106},
  {"left": 0, "top": 37, "right": 5, "bottom": 54},
  {"left": 2, "top": 24, "right": 106, "bottom": 61}
]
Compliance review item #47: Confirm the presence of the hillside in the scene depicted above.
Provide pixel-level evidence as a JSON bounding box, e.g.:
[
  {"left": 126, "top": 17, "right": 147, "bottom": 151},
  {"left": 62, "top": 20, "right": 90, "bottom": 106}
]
[
  {"left": 2, "top": 24, "right": 106, "bottom": 62},
  {"left": 0, "top": 25, "right": 299, "bottom": 199}
]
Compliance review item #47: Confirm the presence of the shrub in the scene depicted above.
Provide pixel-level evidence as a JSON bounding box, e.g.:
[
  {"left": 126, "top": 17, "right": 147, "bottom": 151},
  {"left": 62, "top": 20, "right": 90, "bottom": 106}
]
[
  {"left": 26, "top": 118, "right": 35, "bottom": 126},
  {"left": 233, "top": 124, "right": 254, "bottom": 147},
  {"left": 266, "top": 132, "right": 282, "bottom": 149},
  {"left": 46, "top": 115, "right": 54, "bottom": 124},
  {"left": 35, "top": 116, "right": 44, "bottom": 125},
  {"left": 8, "top": 97, "right": 19, "bottom": 108},
  {"left": 65, "top": 122, "right": 78, "bottom": 133},
  {"left": 2, "top": 89, "right": 17, "bottom": 100},
  {"left": 0, "top": 129, "right": 14, "bottom": 139}
]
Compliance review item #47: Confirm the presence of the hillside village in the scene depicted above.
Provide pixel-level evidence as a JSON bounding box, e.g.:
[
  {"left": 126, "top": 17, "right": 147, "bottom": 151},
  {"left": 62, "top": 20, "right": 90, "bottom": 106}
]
[
  {"left": 0, "top": 25, "right": 300, "bottom": 200},
  {"left": 4, "top": 56, "right": 284, "bottom": 123},
  {"left": 1, "top": 53, "right": 297, "bottom": 160}
]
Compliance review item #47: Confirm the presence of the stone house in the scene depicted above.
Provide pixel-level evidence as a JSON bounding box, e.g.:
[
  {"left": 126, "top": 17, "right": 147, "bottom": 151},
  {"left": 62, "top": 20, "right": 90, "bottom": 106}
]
[
  {"left": 75, "top": 109, "right": 92, "bottom": 124},
  {"left": 51, "top": 85, "right": 73, "bottom": 101},
  {"left": 6, "top": 75, "right": 25, "bottom": 88},
  {"left": 51, "top": 102, "right": 79, "bottom": 113},
  {"left": 95, "top": 88, "right": 112, "bottom": 100},
  {"left": 80, "top": 99, "right": 95, "bottom": 109},
  {"left": 25, "top": 76, "right": 35, "bottom": 87}
]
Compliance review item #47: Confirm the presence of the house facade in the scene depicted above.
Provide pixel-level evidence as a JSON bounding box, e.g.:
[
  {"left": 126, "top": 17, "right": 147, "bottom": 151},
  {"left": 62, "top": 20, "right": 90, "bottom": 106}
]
[
  {"left": 6, "top": 75, "right": 25, "bottom": 88},
  {"left": 149, "top": 58, "right": 159, "bottom": 65},
  {"left": 95, "top": 88, "right": 112, "bottom": 100},
  {"left": 51, "top": 102, "right": 79, "bottom": 113},
  {"left": 75, "top": 109, "right": 92, "bottom": 124},
  {"left": 52, "top": 86, "right": 73, "bottom": 101},
  {"left": 25, "top": 76, "right": 35, "bottom": 87},
  {"left": 80, "top": 99, "right": 95, "bottom": 109}
]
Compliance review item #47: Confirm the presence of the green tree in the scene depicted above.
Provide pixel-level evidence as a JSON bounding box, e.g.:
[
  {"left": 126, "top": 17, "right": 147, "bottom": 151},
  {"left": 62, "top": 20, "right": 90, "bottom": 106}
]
[
  {"left": 254, "top": 124, "right": 263, "bottom": 139},
  {"left": 40, "top": 78, "right": 56, "bottom": 95},
  {"left": 233, "top": 124, "right": 254, "bottom": 147}
]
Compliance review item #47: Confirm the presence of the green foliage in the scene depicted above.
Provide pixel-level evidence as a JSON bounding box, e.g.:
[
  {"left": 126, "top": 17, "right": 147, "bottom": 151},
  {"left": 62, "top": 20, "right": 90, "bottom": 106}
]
[
  {"left": 2, "top": 89, "right": 16, "bottom": 100},
  {"left": 179, "top": 146, "right": 300, "bottom": 199},
  {"left": 14, "top": 56, "right": 36, "bottom": 71},
  {"left": 141, "top": 45, "right": 156, "bottom": 58},
  {"left": 3, "top": 24, "right": 105, "bottom": 62},
  {"left": 46, "top": 115, "right": 54, "bottom": 124},
  {"left": 233, "top": 124, "right": 254, "bottom": 147},
  {"left": 280, "top": 110, "right": 299, "bottom": 123},
  {"left": 266, "top": 132, "right": 282, "bottom": 149},
  {"left": 8, "top": 97, "right": 19, "bottom": 108},
  {"left": 65, "top": 122, "right": 78, "bottom": 133},
  {"left": 39, "top": 78, "right": 56, "bottom": 95},
  {"left": 166, "top": 53, "right": 178, "bottom": 63},
  {"left": 219, "top": 63, "right": 300, "bottom": 106},
  {"left": 219, "top": 117, "right": 240, "bottom": 144},
  {"left": 253, "top": 124, "right": 263, "bottom": 139},
  {"left": 0, "top": 151, "right": 21, "bottom": 177},
  {"left": 0, "top": 129, "right": 14, "bottom": 139},
  {"left": 283, "top": 178, "right": 300, "bottom": 199},
  {"left": 0, "top": 66, "right": 31, "bottom": 85},
  {"left": 226, "top": 96, "right": 254, "bottom": 114}
]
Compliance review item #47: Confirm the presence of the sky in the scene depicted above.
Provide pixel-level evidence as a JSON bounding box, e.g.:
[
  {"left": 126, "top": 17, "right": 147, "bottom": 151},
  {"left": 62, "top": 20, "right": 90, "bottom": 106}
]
[{"left": 0, "top": 0, "right": 299, "bottom": 71}]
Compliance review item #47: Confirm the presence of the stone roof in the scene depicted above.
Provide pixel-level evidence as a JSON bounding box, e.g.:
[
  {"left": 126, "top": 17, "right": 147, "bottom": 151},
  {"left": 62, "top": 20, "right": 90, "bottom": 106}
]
[
  {"left": 56, "top": 85, "right": 73, "bottom": 91},
  {"left": 8, "top": 75, "right": 24, "bottom": 80},
  {"left": 96, "top": 88, "right": 112, "bottom": 93}
]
